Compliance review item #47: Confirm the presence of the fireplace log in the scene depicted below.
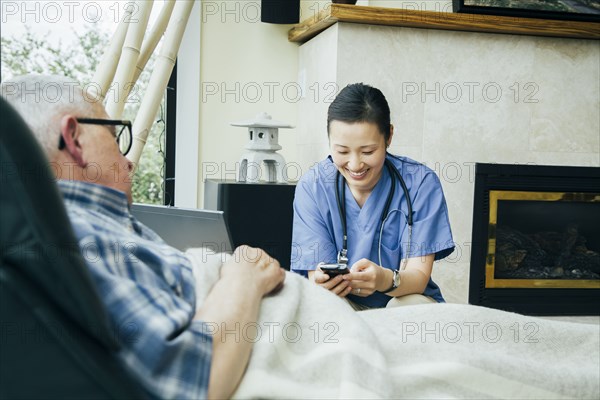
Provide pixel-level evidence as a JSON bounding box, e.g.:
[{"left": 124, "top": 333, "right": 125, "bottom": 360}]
[
  {"left": 495, "top": 225, "right": 600, "bottom": 279},
  {"left": 496, "top": 226, "right": 546, "bottom": 272}
]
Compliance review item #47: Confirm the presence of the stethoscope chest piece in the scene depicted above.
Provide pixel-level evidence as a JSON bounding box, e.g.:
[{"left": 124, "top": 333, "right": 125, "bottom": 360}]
[{"left": 337, "top": 248, "right": 348, "bottom": 265}]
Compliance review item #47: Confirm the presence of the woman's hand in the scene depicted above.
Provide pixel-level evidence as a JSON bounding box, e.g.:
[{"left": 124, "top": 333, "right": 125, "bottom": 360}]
[
  {"left": 343, "top": 258, "right": 390, "bottom": 297},
  {"left": 309, "top": 265, "right": 353, "bottom": 297}
]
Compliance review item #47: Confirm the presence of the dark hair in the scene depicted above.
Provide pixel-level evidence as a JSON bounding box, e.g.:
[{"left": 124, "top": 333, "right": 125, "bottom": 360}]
[{"left": 327, "top": 83, "right": 391, "bottom": 142}]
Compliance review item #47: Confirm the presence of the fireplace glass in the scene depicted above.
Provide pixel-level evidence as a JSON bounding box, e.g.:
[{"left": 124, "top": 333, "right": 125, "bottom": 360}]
[
  {"left": 489, "top": 191, "right": 599, "bottom": 287},
  {"left": 470, "top": 163, "right": 600, "bottom": 315}
]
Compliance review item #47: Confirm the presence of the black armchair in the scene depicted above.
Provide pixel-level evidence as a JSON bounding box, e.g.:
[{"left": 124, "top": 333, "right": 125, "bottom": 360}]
[{"left": 0, "top": 98, "right": 146, "bottom": 399}]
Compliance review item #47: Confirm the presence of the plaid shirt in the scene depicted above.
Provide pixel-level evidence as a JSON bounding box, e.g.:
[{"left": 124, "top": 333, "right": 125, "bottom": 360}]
[{"left": 58, "top": 180, "right": 212, "bottom": 399}]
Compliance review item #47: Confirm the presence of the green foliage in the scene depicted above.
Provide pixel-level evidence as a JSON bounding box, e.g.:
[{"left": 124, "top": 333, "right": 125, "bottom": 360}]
[
  {"left": 1, "top": 24, "right": 166, "bottom": 205},
  {"left": 580, "top": 0, "right": 600, "bottom": 12},
  {"left": 130, "top": 105, "right": 168, "bottom": 206},
  {"left": 1, "top": 26, "right": 106, "bottom": 83}
]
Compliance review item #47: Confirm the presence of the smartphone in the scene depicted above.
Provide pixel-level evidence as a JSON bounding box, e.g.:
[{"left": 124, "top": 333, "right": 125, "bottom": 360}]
[{"left": 319, "top": 263, "right": 350, "bottom": 277}]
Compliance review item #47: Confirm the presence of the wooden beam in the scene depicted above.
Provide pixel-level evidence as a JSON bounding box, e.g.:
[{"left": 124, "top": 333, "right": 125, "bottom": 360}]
[{"left": 288, "top": 4, "right": 600, "bottom": 43}]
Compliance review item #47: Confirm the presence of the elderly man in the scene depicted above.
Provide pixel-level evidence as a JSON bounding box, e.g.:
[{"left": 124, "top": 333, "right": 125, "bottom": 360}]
[{"left": 1, "top": 74, "right": 285, "bottom": 400}]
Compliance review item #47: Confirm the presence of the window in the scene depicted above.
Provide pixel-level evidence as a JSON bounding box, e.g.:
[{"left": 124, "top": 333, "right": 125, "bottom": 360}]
[{"left": 1, "top": 0, "right": 175, "bottom": 205}]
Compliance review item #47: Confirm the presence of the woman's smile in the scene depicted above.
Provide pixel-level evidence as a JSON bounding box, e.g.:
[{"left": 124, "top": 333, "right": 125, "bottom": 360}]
[{"left": 345, "top": 168, "right": 369, "bottom": 180}]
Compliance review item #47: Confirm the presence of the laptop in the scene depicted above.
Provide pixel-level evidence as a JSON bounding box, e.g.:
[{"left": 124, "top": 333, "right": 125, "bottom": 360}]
[{"left": 130, "top": 203, "right": 233, "bottom": 253}]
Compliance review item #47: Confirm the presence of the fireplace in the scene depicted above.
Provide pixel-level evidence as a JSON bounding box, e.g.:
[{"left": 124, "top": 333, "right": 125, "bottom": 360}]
[{"left": 469, "top": 163, "right": 600, "bottom": 316}]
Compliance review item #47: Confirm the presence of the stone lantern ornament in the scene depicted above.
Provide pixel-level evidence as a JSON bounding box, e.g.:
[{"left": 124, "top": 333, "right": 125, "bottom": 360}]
[{"left": 231, "top": 112, "right": 293, "bottom": 183}]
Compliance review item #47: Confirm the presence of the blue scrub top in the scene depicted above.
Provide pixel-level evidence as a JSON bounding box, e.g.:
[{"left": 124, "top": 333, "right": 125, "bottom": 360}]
[{"left": 291, "top": 154, "right": 454, "bottom": 308}]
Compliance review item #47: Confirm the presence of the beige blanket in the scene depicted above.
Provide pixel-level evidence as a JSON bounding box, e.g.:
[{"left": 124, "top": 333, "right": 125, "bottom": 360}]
[{"left": 187, "top": 249, "right": 600, "bottom": 399}]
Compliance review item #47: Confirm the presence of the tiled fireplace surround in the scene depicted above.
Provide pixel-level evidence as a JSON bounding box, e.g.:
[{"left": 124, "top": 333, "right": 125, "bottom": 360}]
[{"left": 294, "top": 21, "right": 599, "bottom": 310}]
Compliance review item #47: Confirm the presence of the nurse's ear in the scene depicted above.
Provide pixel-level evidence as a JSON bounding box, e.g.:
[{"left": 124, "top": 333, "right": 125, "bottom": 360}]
[{"left": 387, "top": 124, "right": 394, "bottom": 148}]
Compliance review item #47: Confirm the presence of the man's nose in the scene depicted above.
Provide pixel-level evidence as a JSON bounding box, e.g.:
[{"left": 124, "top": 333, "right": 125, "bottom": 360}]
[{"left": 123, "top": 156, "right": 134, "bottom": 172}]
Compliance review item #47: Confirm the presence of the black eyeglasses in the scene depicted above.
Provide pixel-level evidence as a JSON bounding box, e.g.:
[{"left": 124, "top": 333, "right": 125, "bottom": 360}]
[{"left": 58, "top": 118, "right": 133, "bottom": 156}]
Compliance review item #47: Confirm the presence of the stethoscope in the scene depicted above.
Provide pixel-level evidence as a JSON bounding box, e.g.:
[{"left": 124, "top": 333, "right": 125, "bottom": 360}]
[{"left": 334, "top": 157, "right": 414, "bottom": 270}]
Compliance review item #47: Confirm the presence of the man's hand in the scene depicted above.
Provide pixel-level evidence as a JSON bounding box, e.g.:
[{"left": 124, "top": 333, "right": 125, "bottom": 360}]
[
  {"left": 221, "top": 245, "right": 285, "bottom": 297},
  {"left": 309, "top": 265, "right": 352, "bottom": 297},
  {"left": 196, "top": 245, "right": 285, "bottom": 400}
]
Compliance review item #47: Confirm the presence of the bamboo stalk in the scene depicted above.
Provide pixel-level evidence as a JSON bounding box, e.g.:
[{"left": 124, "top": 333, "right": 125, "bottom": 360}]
[
  {"left": 127, "top": 0, "right": 195, "bottom": 167},
  {"left": 87, "top": 6, "right": 133, "bottom": 102},
  {"left": 105, "top": 0, "right": 154, "bottom": 119},
  {"left": 131, "top": 0, "right": 176, "bottom": 87}
]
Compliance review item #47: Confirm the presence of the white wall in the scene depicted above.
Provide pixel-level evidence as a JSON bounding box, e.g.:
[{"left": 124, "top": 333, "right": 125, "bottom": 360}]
[
  {"left": 192, "top": 1, "right": 451, "bottom": 207},
  {"left": 196, "top": 0, "right": 301, "bottom": 207},
  {"left": 300, "top": 0, "right": 451, "bottom": 15},
  {"left": 184, "top": 1, "right": 599, "bottom": 303},
  {"left": 297, "top": 22, "right": 600, "bottom": 303},
  {"left": 176, "top": 1, "right": 201, "bottom": 208},
  {"left": 368, "top": 0, "right": 452, "bottom": 11}
]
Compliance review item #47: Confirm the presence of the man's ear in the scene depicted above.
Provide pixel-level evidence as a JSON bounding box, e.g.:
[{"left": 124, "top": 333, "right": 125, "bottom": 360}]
[
  {"left": 59, "top": 115, "right": 86, "bottom": 167},
  {"left": 387, "top": 124, "right": 394, "bottom": 148}
]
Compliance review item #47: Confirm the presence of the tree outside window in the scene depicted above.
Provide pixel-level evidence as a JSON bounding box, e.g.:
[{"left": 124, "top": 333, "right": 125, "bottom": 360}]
[{"left": 1, "top": 1, "right": 168, "bottom": 204}]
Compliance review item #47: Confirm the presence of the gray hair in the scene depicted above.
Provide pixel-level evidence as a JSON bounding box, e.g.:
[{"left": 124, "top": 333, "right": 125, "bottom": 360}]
[{"left": 1, "top": 74, "right": 98, "bottom": 159}]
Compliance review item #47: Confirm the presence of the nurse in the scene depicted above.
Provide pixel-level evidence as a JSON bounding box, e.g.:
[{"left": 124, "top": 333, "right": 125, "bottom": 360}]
[{"left": 291, "top": 83, "right": 454, "bottom": 310}]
